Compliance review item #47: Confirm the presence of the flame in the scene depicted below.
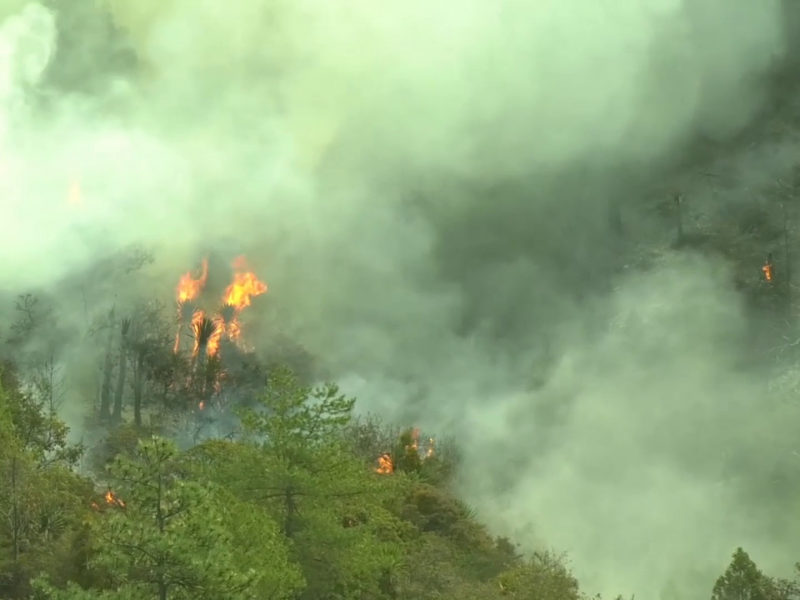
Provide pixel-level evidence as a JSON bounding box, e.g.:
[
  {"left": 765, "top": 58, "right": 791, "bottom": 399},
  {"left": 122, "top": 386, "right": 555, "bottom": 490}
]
[
  {"left": 376, "top": 453, "right": 394, "bottom": 474},
  {"left": 190, "top": 308, "right": 206, "bottom": 356},
  {"left": 223, "top": 256, "right": 268, "bottom": 312},
  {"left": 67, "top": 181, "right": 82, "bottom": 208},
  {"left": 763, "top": 261, "right": 773, "bottom": 282},
  {"left": 104, "top": 490, "right": 125, "bottom": 508},
  {"left": 215, "top": 256, "right": 267, "bottom": 349},
  {"left": 177, "top": 259, "right": 209, "bottom": 304},
  {"left": 172, "top": 256, "right": 267, "bottom": 359},
  {"left": 409, "top": 428, "right": 420, "bottom": 452},
  {"left": 207, "top": 315, "right": 224, "bottom": 357},
  {"left": 174, "top": 260, "right": 209, "bottom": 353},
  {"left": 407, "top": 428, "right": 435, "bottom": 457},
  {"left": 376, "top": 428, "right": 435, "bottom": 474},
  {"left": 426, "top": 437, "right": 435, "bottom": 458},
  {"left": 198, "top": 401, "right": 205, "bottom": 410}
]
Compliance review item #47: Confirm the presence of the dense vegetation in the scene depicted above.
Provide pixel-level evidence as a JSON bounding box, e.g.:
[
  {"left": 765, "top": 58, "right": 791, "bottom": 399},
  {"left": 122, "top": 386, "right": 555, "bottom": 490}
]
[
  {"left": 0, "top": 345, "right": 588, "bottom": 600},
  {"left": 0, "top": 288, "right": 796, "bottom": 600}
]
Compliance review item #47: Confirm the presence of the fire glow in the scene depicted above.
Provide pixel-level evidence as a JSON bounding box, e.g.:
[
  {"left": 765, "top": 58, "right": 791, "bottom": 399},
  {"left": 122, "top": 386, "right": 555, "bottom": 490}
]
[
  {"left": 375, "top": 428, "right": 435, "bottom": 475},
  {"left": 173, "top": 256, "right": 267, "bottom": 358},
  {"left": 172, "top": 256, "right": 268, "bottom": 410},
  {"left": 91, "top": 490, "right": 125, "bottom": 511}
]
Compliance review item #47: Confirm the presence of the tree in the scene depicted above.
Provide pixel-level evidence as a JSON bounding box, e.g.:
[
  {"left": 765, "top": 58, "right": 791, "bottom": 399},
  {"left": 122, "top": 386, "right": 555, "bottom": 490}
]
[
  {"left": 711, "top": 548, "right": 782, "bottom": 600},
  {"left": 35, "top": 436, "right": 300, "bottom": 600},
  {"left": 494, "top": 551, "right": 581, "bottom": 600},
  {"left": 1, "top": 363, "right": 82, "bottom": 468},
  {"left": 191, "top": 368, "right": 408, "bottom": 599},
  {"left": 0, "top": 368, "right": 92, "bottom": 599},
  {"left": 111, "top": 318, "right": 131, "bottom": 424},
  {"left": 98, "top": 307, "right": 116, "bottom": 421}
]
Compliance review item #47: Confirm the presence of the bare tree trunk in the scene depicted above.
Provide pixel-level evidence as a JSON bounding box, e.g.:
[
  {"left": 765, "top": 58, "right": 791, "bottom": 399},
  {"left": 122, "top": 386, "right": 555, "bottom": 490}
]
[
  {"left": 133, "top": 353, "right": 143, "bottom": 427},
  {"left": 112, "top": 349, "right": 127, "bottom": 423},
  {"left": 99, "top": 308, "right": 116, "bottom": 421},
  {"left": 783, "top": 201, "right": 792, "bottom": 307}
]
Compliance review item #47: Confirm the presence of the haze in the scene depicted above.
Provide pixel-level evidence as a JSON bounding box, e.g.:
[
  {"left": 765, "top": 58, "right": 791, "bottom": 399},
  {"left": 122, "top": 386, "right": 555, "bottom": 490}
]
[{"left": 0, "top": 0, "right": 793, "bottom": 596}]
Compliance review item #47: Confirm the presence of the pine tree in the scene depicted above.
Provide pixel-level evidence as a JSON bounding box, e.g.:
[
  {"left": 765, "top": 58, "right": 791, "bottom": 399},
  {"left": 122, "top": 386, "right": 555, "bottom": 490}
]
[{"left": 711, "top": 548, "right": 775, "bottom": 600}]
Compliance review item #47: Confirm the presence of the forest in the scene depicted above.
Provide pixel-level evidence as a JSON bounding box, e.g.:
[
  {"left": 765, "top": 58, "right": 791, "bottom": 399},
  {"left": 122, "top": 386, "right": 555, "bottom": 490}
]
[
  {"left": 0, "top": 275, "right": 787, "bottom": 600},
  {"left": 3, "top": 0, "right": 800, "bottom": 599}
]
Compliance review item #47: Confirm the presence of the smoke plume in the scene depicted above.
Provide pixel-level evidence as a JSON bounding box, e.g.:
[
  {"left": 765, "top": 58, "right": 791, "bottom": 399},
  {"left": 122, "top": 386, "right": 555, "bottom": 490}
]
[{"left": 0, "top": 0, "right": 793, "bottom": 596}]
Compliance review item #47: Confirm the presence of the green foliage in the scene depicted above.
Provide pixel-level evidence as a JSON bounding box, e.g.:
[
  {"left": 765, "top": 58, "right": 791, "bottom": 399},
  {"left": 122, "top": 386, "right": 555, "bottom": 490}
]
[
  {"left": 1, "top": 364, "right": 83, "bottom": 467},
  {"left": 214, "top": 368, "right": 414, "bottom": 598},
  {"left": 0, "top": 368, "right": 92, "bottom": 599},
  {"left": 495, "top": 551, "right": 581, "bottom": 600},
  {"left": 237, "top": 366, "right": 355, "bottom": 455},
  {"left": 710, "top": 548, "right": 785, "bottom": 600},
  {"left": 37, "top": 436, "right": 299, "bottom": 600},
  {"left": 393, "top": 429, "right": 423, "bottom": 475},
  {"left": 0, "top": 360, "right": 645, "bottom": 600}
]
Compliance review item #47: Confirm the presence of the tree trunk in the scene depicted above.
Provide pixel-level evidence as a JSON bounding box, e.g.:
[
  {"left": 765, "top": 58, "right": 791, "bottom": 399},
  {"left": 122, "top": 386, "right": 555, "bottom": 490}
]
[
  {"left": 99, "top": 351, "right": 114, "bottom": 420},
  {"left": 99, "top": 309, "right": 116, "bottom": 420},
  {"left": 133, "top": 352, "right": 143, "bottom": 427},
  {"left": 111, "top": 348, "right": 127, "bottom": 423}
]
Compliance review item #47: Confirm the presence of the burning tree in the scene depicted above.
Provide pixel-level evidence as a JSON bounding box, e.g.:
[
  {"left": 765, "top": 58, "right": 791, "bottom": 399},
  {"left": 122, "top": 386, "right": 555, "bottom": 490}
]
[
  {"left": 216, "top": 302, "right": 241, "bottom": 341},
  {"left": 191, "top": 316, "right": 219, "bottom": 408},
  {"left": 373, "top": 427, "right": 436, "bottom": 476},
  {"left": 128, "top": 301, "right": 190, "bottom": 426},
  {"left": 171, "top": 256, "right": 266, "bottom": 359}
]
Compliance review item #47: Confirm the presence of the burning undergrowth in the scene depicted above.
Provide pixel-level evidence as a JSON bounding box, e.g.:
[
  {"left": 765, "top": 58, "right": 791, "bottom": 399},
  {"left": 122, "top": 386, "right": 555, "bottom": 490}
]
[{"left": 374, "top": 427, "right": 437, "bottom": 476}]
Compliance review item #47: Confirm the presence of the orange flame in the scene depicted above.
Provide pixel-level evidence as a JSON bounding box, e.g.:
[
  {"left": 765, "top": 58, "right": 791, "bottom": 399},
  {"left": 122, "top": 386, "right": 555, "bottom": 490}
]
[
  {"left": 375, "top": 428, "right": 435, "bottom": 474},
  {"left": 409, "top": 428, "right": 420, "bottom": 452},
  {"left": 426, "top": 437, "right": 435, "bottom": 458},
  {"left": 104, "top": 490, "right": 125, "bottom": 508},
  {"left": 376, "top": 453, "right": 394, "bottom": 474},
  {"left": 223, "top": 256, "right": 268, "bottom": 311},
  {"left": 173, "top": 256, "right": 267, "bottom": 359},
  {"left": 177, "top": 259, "right": 209, "bottom": 304},
  {"left": 190, "top": 308, "right": 206, "bottom": 356},
  {"left": 174, "top": 260, "right": 209, "bottom": 353},
  {"left": 763, "top": 261, "right": 773, "bottom": 282},
  {"left": 207, "top": 315, "right": 224, "bottom": 357}
]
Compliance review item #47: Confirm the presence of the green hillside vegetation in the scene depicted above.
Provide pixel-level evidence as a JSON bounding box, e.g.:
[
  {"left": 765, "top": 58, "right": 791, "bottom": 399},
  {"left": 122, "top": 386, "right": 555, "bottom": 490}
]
[
  {"left": 0, "top": 353, "right": 791, "bottom": 600},
  {"left": 0, "top": 360, "right": 598, "bottom": 600}
]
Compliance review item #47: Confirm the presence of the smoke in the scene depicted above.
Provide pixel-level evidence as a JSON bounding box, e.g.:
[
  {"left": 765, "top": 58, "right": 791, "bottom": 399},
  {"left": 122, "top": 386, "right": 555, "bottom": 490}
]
[{"left": 0, "top": 0, "right": 794, "bottom": 596}]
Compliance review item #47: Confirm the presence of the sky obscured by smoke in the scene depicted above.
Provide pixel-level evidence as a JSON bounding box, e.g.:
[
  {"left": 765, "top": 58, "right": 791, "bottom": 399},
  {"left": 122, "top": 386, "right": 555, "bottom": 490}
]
[{"left": 0, "top": 0, "right": 794, "bottom": 596}]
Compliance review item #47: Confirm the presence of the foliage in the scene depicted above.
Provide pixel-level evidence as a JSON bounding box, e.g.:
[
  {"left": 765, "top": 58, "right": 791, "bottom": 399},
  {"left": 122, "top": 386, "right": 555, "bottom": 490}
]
[
  {"left": 1, "top": 346, "right": 782, "bottom": 600},
  {"left": 495, "top": 551, "right": 582, "bottom": 600},
  {"left": 710, "top": 548, "right": 787, "bottom": 600}
]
